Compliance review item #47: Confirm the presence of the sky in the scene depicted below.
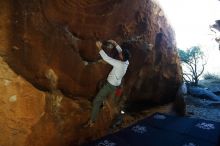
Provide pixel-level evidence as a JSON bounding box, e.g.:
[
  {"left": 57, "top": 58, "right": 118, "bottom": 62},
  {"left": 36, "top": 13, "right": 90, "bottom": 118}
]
[{"left": 157, "top": 0, "right": 220, "bottom": 74}]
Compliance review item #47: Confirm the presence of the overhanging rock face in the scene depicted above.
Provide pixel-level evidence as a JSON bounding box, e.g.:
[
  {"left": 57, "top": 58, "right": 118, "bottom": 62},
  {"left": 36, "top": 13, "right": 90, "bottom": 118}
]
[{"left": 6, "top": 0, "right": 182, "bottom": 103}]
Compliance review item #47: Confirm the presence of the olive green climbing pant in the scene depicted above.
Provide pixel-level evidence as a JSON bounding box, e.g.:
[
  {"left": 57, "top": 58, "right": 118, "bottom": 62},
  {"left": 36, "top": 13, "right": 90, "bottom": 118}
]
[{"left": 91, "top": 82, "right": 116, "bottom": 122}]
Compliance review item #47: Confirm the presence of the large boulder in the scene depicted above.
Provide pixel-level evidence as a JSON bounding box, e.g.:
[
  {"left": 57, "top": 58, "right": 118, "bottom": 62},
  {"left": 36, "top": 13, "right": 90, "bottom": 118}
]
[
  {"left": 188, "top": 86, "right": 220, "bottom": 101},
  {"left": 0, "top": 0, "right": 182, "bottom": 145},
  {"left": 3, "top": 0, "right": 181, "bottom": 104}
]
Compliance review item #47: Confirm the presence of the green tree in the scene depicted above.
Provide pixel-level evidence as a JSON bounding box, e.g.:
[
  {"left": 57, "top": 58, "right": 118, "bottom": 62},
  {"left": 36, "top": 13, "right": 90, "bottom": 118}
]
[{"left": 178, "top": 46, "right": 206, "bottom": 86}]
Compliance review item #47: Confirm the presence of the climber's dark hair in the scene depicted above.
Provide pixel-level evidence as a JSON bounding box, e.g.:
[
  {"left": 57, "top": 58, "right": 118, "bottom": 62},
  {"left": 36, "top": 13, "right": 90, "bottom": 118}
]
[
  {"left": 122, "top": 49, "right": 130, "bottom": 61},
  {"left": 121, "top": 42, "right": 131, "bottom": 61}
]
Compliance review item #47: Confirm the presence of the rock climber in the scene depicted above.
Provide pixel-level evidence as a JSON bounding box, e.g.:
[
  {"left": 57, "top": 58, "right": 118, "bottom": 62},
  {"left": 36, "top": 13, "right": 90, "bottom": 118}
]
[{"left": 84, "top": 40, "right": 130, "bottom": 128}]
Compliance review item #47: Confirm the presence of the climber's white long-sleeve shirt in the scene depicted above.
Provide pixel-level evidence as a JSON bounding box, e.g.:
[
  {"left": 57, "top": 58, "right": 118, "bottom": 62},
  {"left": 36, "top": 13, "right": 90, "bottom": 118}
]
[{"left": 99, "top": 46, "right": 129, "bottom": 86}]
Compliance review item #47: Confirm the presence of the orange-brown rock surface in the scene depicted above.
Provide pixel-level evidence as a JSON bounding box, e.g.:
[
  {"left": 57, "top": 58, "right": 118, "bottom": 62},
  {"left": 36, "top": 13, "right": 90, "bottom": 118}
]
[
  {"left": 0, "top": 56, "right": 118, "bottom": 146},
  {"left": 0, "top": 0, "right": 182, "bottom": 145},
  {"left": 0, "top": 57, "right": 45, "bottom": 146}
]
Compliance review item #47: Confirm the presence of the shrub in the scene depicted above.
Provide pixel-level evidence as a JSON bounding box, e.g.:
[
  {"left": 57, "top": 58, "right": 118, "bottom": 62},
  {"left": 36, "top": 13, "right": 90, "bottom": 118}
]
[{"left": 203, "top": 73, "right": 220, "bottom": 80}]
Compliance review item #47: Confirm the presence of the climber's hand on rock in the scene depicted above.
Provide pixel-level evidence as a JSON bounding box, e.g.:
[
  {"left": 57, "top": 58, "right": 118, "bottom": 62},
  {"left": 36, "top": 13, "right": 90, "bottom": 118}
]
[
  {"left": 107, "top": 40, "right": 118, "bottom": 46},
  {"left": 96, "top": 41, "right": 102, "bottom": 51}
]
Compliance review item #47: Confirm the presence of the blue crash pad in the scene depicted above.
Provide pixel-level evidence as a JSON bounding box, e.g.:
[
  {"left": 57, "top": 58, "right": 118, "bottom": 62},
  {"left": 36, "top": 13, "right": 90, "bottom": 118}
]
[{"left": 83, "top": 113, "right": 220, "bottom": 146}]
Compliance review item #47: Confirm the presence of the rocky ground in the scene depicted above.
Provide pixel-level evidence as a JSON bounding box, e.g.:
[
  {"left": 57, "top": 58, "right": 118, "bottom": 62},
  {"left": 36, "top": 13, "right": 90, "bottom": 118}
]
[
  {"left": 186, "top": 79, "right": 220, "bottom": 122},
  {"left": 115, "top": 79, "right": 220, "bottom": 131},
  {"left": 186, "top": 95, "right": 220, "bottom": 122}
]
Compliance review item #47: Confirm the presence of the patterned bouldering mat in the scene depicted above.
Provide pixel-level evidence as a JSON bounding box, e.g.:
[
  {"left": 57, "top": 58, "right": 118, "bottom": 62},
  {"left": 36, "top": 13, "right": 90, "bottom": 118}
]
[{"left": 83, "top": 113, "right": 220, "bottom": 146}]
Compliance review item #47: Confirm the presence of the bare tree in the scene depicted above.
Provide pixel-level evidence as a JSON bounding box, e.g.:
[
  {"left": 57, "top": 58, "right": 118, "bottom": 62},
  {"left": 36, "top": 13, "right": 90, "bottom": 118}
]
[{"left": 178, "top": 46, "right": 207, "bottom": 86}]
